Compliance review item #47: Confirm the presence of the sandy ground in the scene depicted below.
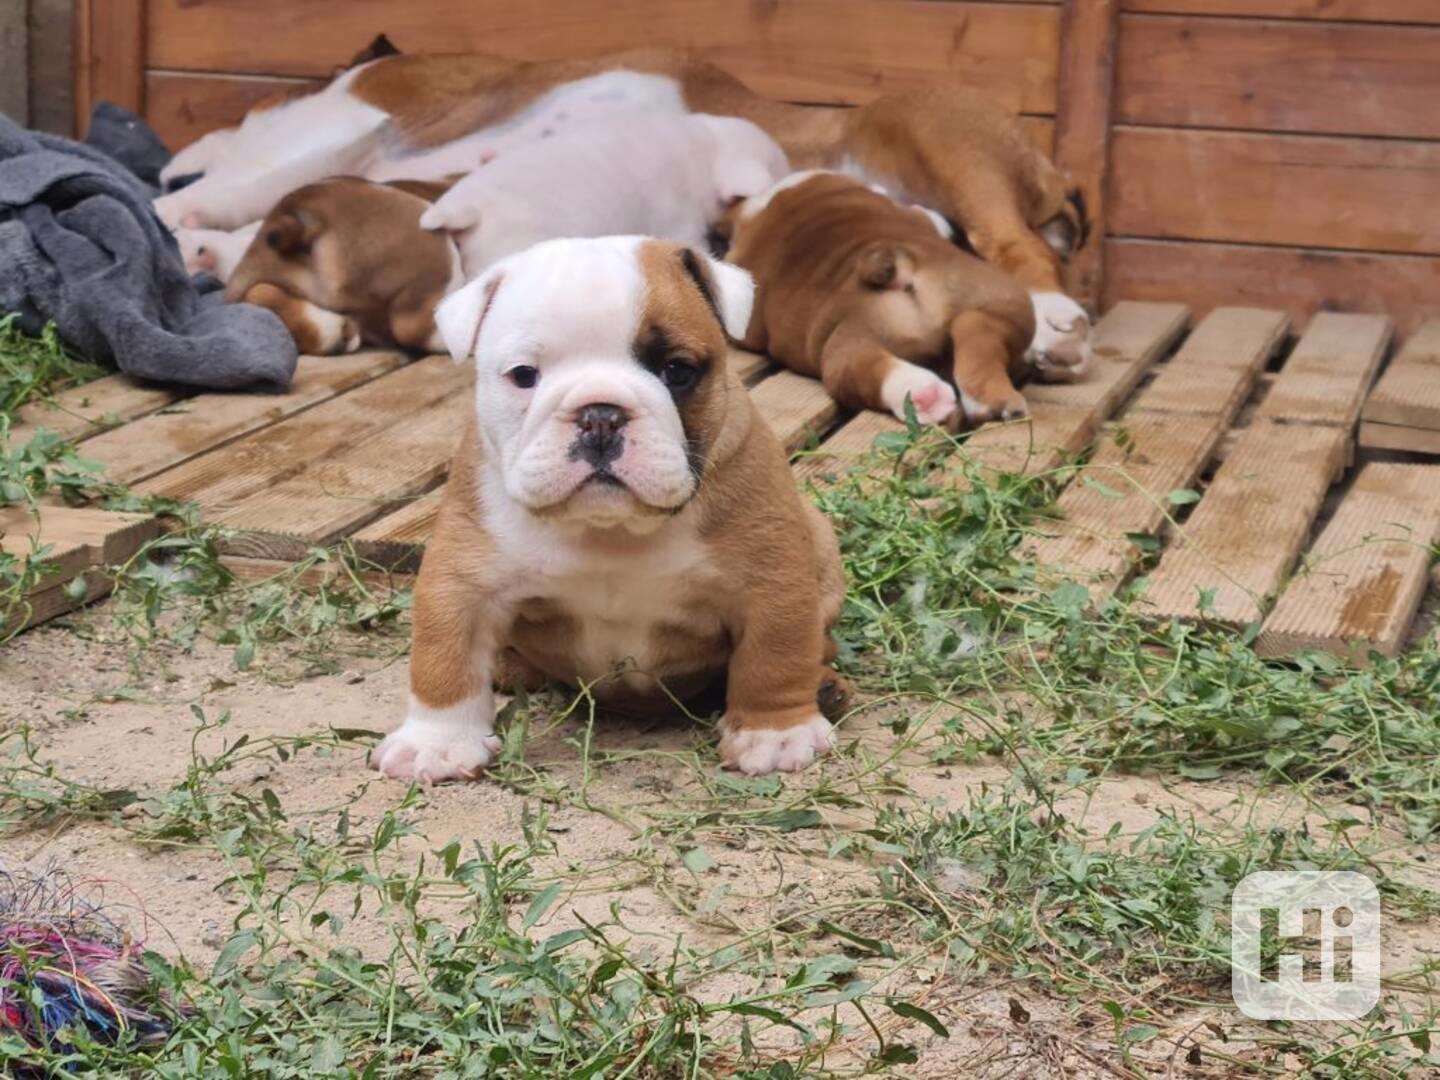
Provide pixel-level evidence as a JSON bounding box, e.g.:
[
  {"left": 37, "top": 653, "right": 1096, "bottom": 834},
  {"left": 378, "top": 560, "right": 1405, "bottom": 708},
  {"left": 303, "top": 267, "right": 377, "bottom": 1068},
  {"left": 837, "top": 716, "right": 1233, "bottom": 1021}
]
[{"left": 2, "top": 600, "right": 1436, "bottom": 1077}]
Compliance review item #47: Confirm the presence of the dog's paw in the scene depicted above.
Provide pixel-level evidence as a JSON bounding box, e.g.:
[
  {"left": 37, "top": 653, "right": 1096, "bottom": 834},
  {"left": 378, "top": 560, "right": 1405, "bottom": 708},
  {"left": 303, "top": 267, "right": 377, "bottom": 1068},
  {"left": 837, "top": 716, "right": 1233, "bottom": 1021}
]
[
  {"left": 958, "top": 387, "right": 1028, "bottom": 427},
  {"left": 881, "top": 362, "right": 957, "bottom": 426},
  {"left": 719, "top": 712, "right": 834, "bottom": 776},
  {"left": 372, "top": 714, "right": 502, "bottom": 783},
  {"left": 1027, "top": 291, "right": 1092, "bottom": 381}
]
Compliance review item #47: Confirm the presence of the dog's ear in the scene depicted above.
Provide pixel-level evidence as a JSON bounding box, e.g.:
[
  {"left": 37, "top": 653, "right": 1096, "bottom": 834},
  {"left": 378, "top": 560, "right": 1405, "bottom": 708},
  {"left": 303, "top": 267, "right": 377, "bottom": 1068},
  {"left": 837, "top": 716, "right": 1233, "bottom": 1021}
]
[
  {"left": 343, "top": 33, "right": 402, "bottom": 72},
  {"left": 679, "top": 248, "right": 754, "bottom": 340},
  {"left": 264, "top": 209, "right": 322, "bottom": 257},
  {"left": 857, "top": 245, "right": 915, "bottom": 290},
  {"left": 434, "top": 269, "right": 504, "bottom": 362}
]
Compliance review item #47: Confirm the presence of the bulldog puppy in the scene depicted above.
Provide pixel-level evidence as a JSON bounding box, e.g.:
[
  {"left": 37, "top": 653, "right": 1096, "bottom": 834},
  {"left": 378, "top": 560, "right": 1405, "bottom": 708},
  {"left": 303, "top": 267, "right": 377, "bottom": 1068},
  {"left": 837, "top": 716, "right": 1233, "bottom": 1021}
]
[
  {"left": 372, "top": 236, "right": 847, "bottom": 781},
  {"left": 223, "top": 176, "right": 461, "bottom": 354},
  {"left": 419, "top": 112, "right": 789, "bottom": 274},
  {"left": 727, "top": 172, "right": 1038, "bottom": 427},
  {"left": 175, "top": 222, "right": 260, "bottom": 281}
]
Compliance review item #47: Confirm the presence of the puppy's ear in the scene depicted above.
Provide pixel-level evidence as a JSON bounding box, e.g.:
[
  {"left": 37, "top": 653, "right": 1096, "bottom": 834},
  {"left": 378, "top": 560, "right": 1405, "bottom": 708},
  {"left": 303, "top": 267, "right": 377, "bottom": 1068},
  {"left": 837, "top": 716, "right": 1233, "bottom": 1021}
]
[
  {"left": 265, "top": 209, "right": 322, "bottom": 257},
  {"left": 434, "top": 269, "right": 504, "bottom": 362},
  {"left": 679, "top": 248, "right": 754, "bottom": 340},
  {"left": 857, "top": 245, "right": 915, "bottom": 290}
]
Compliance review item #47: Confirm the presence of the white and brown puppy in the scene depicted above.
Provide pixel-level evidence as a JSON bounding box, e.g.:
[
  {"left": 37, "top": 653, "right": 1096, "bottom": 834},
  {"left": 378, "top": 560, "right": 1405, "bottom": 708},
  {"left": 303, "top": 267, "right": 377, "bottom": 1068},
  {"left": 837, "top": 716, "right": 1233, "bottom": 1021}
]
[
  {"left": 419, "top": 112, "right": 789, "bottom": 274},
  {"left": 372, "top": 236, "right": 847, "bottom": 782}
]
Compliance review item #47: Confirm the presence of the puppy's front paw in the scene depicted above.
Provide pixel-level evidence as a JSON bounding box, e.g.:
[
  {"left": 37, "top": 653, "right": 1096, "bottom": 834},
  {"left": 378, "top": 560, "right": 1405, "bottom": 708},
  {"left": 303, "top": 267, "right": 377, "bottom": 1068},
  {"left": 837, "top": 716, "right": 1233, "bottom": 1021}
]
[
  {"left": 880, "top": 361, "right": 957, "bottom": 426},
  {"left": 1027, "top": 291, "right": 1092, "bottom": 381},
  {"left": 372, "top": 714, "right": 501, "bottom": 783},
  {"left": 958, "top": 386, "right": 1028, "bottom": 427},
  {"left": 719, "top": 712, "right": 834, "bottom": 776}
]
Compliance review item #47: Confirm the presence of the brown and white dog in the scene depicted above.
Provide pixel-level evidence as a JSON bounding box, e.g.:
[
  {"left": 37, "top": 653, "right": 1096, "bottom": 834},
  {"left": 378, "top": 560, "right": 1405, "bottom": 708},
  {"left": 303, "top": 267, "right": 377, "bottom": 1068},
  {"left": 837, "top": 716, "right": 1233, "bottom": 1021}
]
[
  {"left": 222, "top": 176, "right": 462, "bottom": 354},
  {"left": 371, "top": 235, "right": 847, "bottom": 782},
  {"left": 152, "top": 48, "right": 1092, "bottom": 369},
  {"left": 727, "top": 172, "right": 1042, "bottom": 427}
]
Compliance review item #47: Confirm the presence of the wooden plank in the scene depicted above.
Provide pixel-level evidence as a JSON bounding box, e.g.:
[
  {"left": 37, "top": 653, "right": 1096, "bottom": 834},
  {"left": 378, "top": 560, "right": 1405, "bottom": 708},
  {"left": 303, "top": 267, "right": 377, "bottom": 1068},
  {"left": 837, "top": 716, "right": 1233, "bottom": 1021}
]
[
  {"left": 220, "top": 555, "right": 415, "bottom": 591},
  {"left": 1361, "top": 321, "right": 1440, "bottom": 432},
  {"left": 349, "top": 491, "right": 444, "bottom": 571},
  {"left": 0, "top": 0, "right": 28, "bottom": 124},
  {"left": 1136, "top": 420, "right": 1348, "bottom": 626},
  {"left": 1105, "top": 239, "right": 1440, "bottom": 340},
  {"left": 74, "top": 0, "right": 145, "bottom": 136},
  {"left": 146, "top": 0, "right": 1061, "bottom": 112},
  {"left": 1257, "top": 464, "right": 1440, "bottom": 661},
  {"left": 1128, "top": 308, "right": 1290, "bottom": 418},
  {"left": 29, "top": 0, "right": 76, "bottom": 136},
  {"left": 1022, "top": 413, "right": 1227, "bottom": 595},
  {"left": 12, "top": 570, "right": 112, "bottom": 635},
  {"left": 1256, "top": 313, "right": 1391, "bottom": 429},
  {"left": 10, "top": 375, "right": 185, "bottom": 448},
  {"left": 77, "top": 351, "right": 412, "bottom": 486},
  {"left": 1358, "top": 421, "right": 1440, "bottom": 456},
  {"left": 1109, "top": 127, "right": 1440, "bottom": 256},
  {"left": 145, "top": 71, "right": 321, "bottom": 151},
  {"left": 956, "top": 404, "right": 1098, "bottom": 478},
  {"left": 728, "top": 348, "right": 774, "bottom": 387},
  {"left": 213, "top": 392, "right": 470, "bottom": 562},
  {"left": 1118, "top": 16, "right": 1440, "bottom": 140},
  {"left": 1122, "top": 1, "right": 1440, "bottom": 23},
  {"left": 1025, "top": 300, "right": 1189, "bottom": 415},
  {"left": 1053, "top": 0, "right": 1119, "bottom": 307},
  {"left": 749, "top": 371, "right": 841, "bottom": 454},
  {"left": 134, "top": 356, "right": 468, "bottom": 509}
]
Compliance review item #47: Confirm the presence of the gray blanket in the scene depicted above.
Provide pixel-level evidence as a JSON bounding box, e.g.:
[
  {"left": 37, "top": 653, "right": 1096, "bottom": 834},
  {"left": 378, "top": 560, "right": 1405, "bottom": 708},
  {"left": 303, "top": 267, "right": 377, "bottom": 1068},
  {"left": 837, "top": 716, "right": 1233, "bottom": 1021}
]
[{"left": 0, "top": 113, "right": 297, "bottom": 392}]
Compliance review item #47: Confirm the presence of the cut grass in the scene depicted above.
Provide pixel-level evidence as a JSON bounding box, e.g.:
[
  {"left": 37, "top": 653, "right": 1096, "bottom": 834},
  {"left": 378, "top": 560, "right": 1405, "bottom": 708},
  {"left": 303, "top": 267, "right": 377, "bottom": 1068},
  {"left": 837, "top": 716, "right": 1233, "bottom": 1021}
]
[{"left": 0, "top": 421, "right": 1438, "bottom": 1076}]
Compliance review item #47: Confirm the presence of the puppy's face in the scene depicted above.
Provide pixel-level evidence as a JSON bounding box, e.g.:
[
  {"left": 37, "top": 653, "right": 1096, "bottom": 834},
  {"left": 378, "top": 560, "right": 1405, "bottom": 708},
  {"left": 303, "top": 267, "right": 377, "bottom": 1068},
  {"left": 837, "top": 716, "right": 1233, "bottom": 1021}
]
[{"left": 436, "top": 237, "right": 753, "bottom": 530}]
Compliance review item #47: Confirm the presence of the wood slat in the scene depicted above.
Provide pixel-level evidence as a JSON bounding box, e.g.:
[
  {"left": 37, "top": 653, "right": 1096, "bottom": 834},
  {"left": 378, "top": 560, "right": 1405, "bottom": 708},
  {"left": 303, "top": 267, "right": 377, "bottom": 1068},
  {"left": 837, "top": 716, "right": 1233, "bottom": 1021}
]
[
  {"left": 1121, "top": 1, "right": 1440, "bottom": 23},
  {"left": 1255, "top": 313, "right": 1391, "bottom": 430},
  {"left": 1025, "top": 300, "right": 1190, "bottom": 415},
  {"left": 214, "top": 393, "right": 470, "bottom": 561},
  {"left": 1109, "top": 127, "right": 1440, "bottom": 256},
  {"left": 134, "top": 356, "right": 468, "bottom": 508},
  {"left": 1361, "top": 320, "right": 1440, "bottom": 432},
  {"left": 749, "top": 371, "right": 841, "bottom": 454},
  {"left": 1104, "top": 239, "right": 1440, "bottom": 340},
  {"left": 350, "top": 491, "right": 444, "bottom": 571},
  {"left": 146, "top": 0, "right": 1061, "bottom": 112},
  {"left": 146, "top": 70, "right": 321, "bottom": 150},
  {"left": 220, "top": 555, "right": 415, "bottom": 591},
  {"left": 10, "top": 376, "right": 185, "bottom": 447},
  {"left": 1053, "top": 0, "right": 1119, "bottom": 307},
  {"left": 1257, "top": 464, "right": 1440, "bottom": 661},
  {"left": 77, "top": 352, "right": 412, "bottom": 486},
  {"left": 1136, "top": 420, "right": 1347, "bottom": 626},
  {"left": 1357, "top": 421, "right": 1440, "bottom": 456},
  {"left": 1127, "top": 307, "right": 1289, "bottom": 418},
  {"left": 1118, "top": 15, "right": 1440, "bottom": 140},
  {"left": 74, "top": 0, "right": 144, "bottom": 136}
]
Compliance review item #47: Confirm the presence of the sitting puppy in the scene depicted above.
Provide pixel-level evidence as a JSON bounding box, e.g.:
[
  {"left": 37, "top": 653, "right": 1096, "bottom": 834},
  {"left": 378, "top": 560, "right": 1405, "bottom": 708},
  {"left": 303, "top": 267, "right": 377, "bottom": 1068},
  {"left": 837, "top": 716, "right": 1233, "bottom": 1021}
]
[
  {"left": 419, "top": 112, "right": 789, "bottom": 273},
  {"left": 372, "top": 236, "right": 847, "bottom": 781},
  {"left": 223, "top": 176, "right": 461, "bottom": 354},
  {"left": 726, "top": 171, "right": 1040, "bottom": 428}
]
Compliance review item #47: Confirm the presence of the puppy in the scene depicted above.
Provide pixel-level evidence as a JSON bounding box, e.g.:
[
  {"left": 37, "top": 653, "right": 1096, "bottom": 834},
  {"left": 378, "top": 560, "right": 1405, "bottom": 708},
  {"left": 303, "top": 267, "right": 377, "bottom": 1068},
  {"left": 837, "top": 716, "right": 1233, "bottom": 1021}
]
[
  {"left": 224, "top": 176, "right": 461, "bottom": 354},
  {"left": 176, "top": 223, "right": 260, "bottom": 281},
  {"left": 372, "top": 236, "right": 847, "bottom": 782},
  {"left": 419, "top": 112, "right": 789, "bottom": 273},
  {"left": 727, "top": 172, "right": 1038, "bottom": 427}
]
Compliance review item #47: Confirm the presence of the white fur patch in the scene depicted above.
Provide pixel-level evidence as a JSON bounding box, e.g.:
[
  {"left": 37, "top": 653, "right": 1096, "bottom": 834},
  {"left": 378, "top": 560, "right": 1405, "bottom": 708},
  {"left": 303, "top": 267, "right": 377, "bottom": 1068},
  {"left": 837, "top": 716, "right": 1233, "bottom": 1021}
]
[
  {"left": 1027, "top": 291, "right": 1093, "bottom": 380},
  {"left": 879, "top": 361, "right": 957, "bottom": 425},
  {"left": 373, "top": 694, "right": 502, "bottom": 782},
  {"left": 299, "top": 303, "right": 362, "bottom": 355},
  {"left": 174, "top": 222, "right": 259, "bottom": 282},
  {"left": 719, "top": 714, "right": 834, "bottom": 775},
  {"left": 736, "top": 169, "right": 832, "bottom": 220}
]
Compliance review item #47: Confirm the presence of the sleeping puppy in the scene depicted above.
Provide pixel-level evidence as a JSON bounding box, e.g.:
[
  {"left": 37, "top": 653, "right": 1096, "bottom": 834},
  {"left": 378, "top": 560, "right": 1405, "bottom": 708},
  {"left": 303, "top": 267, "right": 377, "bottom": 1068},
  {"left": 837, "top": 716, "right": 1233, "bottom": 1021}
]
[
  {"left": 726, "top": 171, "right": 1041, "bottom": 428},
  {"left": 223, "top": 176, "right": 462, "bottom": 354},
  {"left": 372, "top": 236, "right": 847, "bottom": 781},
  {"left": 419, "top": 112, "right": 789, "bottom": 273}
]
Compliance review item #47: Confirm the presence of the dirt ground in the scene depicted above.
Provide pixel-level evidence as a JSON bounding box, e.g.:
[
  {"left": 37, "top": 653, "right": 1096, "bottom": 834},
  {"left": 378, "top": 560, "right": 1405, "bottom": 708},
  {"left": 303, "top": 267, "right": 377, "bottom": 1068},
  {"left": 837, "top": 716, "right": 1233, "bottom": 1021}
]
[{"left": 2, "top": 599, "right": 1437, "bottom": 1078}]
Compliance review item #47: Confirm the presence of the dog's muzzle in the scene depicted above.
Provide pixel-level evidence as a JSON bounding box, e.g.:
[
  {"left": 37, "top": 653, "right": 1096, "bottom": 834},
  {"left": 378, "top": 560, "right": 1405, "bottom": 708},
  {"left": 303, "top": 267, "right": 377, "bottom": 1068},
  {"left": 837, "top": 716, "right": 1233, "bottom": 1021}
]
[{"left": 571, "top": 403, "right": 628, "bottom": 468}]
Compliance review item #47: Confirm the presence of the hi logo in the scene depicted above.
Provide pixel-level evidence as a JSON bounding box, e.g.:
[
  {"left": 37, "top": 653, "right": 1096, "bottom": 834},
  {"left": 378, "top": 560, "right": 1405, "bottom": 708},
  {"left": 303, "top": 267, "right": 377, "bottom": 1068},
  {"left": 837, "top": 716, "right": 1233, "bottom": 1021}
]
[{"left": 1231, "top": 871, "right": 1381, "bottom": 1020}]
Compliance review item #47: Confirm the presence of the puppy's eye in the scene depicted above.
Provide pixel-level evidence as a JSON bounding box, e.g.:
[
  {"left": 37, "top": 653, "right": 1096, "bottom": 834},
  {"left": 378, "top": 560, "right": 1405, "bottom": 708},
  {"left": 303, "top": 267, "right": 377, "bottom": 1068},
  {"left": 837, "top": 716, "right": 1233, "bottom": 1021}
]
[
  {"left": 660, "top": 359, "right": 699, "bottom": 393},
  {"left": 506, "top": 365, "right": 539, "bottom": 389}
]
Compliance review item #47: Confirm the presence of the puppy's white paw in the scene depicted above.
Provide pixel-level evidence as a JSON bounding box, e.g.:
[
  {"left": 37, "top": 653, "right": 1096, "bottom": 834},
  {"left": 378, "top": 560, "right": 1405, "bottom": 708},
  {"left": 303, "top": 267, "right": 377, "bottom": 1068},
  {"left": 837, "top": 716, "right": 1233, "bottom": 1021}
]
[
  {"left": 719, "top": 713, "right": 834, "bottom": 776},
  {"left": 959, "top": 389, "right": 1028, "bottom": 427},
  {"left": 372, "top": 711, "right": 501, "bottom": 783},
  {"left": 1027, "top": 291, "right": 1092, "bottom": 381},
  {"left": 881, "top": 362, "right": 957, "bottom": 426}
]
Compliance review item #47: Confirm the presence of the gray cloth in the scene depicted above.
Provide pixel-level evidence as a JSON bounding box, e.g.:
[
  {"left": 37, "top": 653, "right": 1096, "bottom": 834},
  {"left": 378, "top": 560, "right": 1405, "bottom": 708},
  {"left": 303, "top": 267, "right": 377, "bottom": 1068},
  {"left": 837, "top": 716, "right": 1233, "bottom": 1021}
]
[
  {"left": 84, "top": 103, "right": 171, "bottom": 192},
  {"left": 0, "top": 113, "right": 297, "bottom": 392}
]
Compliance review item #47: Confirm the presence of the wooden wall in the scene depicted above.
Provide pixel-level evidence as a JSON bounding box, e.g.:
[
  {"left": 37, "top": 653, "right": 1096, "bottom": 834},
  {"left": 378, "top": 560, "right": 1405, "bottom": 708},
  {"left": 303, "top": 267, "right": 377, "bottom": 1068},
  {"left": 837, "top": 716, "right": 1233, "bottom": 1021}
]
[{"left": 73, "top": 0, "right": 1439, "bottom": 332}]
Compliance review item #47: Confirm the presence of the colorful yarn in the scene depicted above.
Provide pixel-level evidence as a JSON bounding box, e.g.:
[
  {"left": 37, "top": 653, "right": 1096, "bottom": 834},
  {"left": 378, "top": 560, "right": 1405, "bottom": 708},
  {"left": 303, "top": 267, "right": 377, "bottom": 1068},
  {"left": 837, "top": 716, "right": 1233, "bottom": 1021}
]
[{"left": 0, "top": 865, "right": 177, "bottom": 1062}]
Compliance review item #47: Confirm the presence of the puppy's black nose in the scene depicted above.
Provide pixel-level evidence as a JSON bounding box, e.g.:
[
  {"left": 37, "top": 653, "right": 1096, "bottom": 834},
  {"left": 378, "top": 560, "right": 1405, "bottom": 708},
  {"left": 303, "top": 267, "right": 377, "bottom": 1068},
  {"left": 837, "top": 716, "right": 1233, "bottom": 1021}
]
[{"left": 573, "top": 403, "right": 628, "bottom": 466}]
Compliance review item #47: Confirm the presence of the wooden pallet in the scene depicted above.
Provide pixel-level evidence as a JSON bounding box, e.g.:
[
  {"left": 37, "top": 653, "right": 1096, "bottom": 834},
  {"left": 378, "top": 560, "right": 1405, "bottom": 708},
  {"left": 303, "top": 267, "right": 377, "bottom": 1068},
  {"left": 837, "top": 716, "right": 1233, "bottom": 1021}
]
[{"left": 10, "top": 301, "right": 1440, "bottom": 659}]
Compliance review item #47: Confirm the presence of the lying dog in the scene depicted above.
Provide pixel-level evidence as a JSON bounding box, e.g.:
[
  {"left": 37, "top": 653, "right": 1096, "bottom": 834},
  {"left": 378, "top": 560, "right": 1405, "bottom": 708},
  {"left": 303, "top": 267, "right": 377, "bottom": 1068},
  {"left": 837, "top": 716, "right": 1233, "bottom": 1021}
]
[
  {"left": 223, "top": 176, "right": 461, "bottom": 354},
  {"left": 419, "top": 112, "right": 788, "bottom": 272},
  {"left": 151, "top": 49, "right": 1091, "bottom": 370},
  {"left": 727, "top": 172, "right": 1044, "bottom": 427},
  {"left": 372, "top": 236, "right": 847, "bottom": 782}
]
